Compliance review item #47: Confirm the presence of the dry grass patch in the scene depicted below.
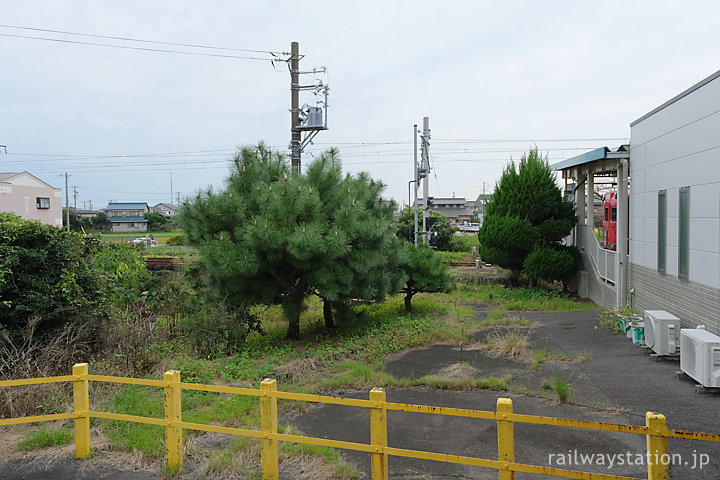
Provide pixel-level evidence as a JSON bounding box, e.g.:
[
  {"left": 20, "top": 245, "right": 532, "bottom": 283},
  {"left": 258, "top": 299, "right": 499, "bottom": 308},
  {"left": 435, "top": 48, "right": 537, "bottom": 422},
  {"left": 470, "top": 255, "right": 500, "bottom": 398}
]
[
  {"left": 274, "top": 356, "right": 327, "bottom": 382},
  {"left": 481, "top": 329, "right": 531, "bottom": 359},
  {"left": 436, "top": 362, "right": 479, "bottom": 379}
]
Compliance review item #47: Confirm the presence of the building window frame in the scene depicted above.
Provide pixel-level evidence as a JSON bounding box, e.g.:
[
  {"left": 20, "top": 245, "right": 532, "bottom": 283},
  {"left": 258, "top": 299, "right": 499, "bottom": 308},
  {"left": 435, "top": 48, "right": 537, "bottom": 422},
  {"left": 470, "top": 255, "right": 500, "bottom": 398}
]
[
  {"left": 657, "top": 190, "right": 666, "bottom": 273},
  {"left": 36, "top": 197, "right": 50, "bottom": 209},
  {"left": 678, "top": 186, "right": 690, "bottom": 279}
]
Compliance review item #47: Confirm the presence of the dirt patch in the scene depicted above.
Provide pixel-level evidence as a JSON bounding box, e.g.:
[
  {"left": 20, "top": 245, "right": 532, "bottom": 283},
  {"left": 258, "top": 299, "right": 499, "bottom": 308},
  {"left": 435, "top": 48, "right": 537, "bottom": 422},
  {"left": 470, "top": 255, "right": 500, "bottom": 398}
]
[{"left": 279, "top": 454, "right": 338, "bottom": 480}]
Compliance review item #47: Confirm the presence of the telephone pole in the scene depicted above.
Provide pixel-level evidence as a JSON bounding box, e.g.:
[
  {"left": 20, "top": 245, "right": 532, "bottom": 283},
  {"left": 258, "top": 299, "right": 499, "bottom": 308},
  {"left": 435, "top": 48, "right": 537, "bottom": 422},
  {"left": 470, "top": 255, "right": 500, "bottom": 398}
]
[
  {"left": 290, "top": 41, "right": 301, "bottom": 173},
  {"left": 73, "top": 186, "right": 78, "bottom": 212},
  {"left": 420, "top": 117, "right": 431, "bottom": 243},
  {"left": 413, "top": 124, "right": 419, "bottom": 246},
  {"left": 65, "top": 173, "right": 70, "bottom": 231}
]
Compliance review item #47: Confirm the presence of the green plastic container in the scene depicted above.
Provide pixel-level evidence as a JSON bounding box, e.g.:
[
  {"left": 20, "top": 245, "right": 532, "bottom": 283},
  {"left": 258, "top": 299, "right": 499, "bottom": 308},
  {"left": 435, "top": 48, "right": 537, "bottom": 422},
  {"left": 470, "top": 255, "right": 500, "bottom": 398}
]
[{"left": 631, "top": 322, "right": 645, "bottom": 345}]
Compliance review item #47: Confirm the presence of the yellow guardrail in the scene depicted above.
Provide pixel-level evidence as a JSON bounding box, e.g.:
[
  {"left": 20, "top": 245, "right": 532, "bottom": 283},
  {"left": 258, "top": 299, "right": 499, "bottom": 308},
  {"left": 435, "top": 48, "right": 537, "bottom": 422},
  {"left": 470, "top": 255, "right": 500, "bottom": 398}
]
[{"left": 2, "top": 363, "right": 719, "bottom": 480}]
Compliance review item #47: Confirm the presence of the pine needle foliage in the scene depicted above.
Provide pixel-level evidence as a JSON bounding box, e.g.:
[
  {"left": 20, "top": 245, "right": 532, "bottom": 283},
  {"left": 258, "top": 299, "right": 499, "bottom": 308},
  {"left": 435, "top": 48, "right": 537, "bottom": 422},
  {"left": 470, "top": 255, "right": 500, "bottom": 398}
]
[
  {"left": 477, "top": 147, "right": 577, "bottom": 282},
  {"left": 400, "top": 242, "right": 454, "bottom": 313},
  {"left": 179, "top": 144, "right": 405, "bottom": 340}
]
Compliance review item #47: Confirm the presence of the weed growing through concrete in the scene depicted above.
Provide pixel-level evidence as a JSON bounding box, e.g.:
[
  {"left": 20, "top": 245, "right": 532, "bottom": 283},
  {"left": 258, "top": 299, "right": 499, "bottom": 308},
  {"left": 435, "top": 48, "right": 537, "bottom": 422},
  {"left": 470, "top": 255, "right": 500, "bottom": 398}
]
[
  {"left": 483, "top": 329, "right": 531, "bottom": 359},
  {"left": 478, "top": 309, "right": 535, "bottom": 327},
  {"left": 553, "top": 374, "right": 575, "bottom": 404}
]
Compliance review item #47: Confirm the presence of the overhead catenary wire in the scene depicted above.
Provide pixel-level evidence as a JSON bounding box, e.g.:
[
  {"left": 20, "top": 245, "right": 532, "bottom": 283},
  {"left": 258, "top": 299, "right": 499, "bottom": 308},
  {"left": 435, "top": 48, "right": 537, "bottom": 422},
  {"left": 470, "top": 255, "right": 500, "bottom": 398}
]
[
  {"left": 0, "top": 33, "right": 281, "bottom": 61},
  {"left": 0, "top": 24, "right": 285, "bottom": 55}
]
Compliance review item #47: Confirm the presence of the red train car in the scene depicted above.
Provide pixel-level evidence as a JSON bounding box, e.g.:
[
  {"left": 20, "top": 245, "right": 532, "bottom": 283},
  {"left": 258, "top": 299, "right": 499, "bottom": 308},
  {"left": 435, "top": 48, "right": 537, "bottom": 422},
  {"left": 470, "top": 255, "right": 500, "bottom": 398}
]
[{"left": 602, "top": 191, "right": 618, "bottom": 250}]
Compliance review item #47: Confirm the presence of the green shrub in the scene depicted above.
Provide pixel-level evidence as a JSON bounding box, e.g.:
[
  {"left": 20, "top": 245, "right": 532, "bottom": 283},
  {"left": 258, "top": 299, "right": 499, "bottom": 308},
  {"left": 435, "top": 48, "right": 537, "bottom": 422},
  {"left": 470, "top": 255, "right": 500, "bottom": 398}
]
[
  {"left": 0, "top": 213, "right": 102, "bottom": 334},
  {"left": 166, "top": 234, "right": 185, "bottom": 246},
  {"left": 523, "top": 246, "right": 576, "bottom": 283},
  {"left": 177, "top": 306, "right": 258, "bottom": 358}
]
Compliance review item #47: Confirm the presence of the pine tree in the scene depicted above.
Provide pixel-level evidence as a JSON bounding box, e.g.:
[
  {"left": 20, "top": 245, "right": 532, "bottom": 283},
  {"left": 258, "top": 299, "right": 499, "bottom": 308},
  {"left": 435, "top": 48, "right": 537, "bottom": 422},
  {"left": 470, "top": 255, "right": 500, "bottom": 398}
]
[
  {"left": 179, "top": 144, "right": 404, "bottom": 340},
  {"left": 477, "top": 147, "right": 577, "bottom": 283},
  {"left": 400, "top": 242, "right": 454, "bottom": 313}
]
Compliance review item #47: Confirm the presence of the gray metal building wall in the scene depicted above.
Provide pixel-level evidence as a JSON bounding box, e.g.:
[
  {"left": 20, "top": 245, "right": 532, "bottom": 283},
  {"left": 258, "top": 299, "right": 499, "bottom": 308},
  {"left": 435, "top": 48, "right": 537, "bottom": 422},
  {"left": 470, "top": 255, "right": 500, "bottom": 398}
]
[{"left": 629, "top": 263, "right": 720, "bottom": 336}]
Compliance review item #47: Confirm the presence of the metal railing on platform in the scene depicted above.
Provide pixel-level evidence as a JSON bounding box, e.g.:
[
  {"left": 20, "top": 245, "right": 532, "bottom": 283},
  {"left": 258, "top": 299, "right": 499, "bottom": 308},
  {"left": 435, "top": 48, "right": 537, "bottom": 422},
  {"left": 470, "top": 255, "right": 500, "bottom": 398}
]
[{"left": 2, "top": 363, "right": 719, "bottom": 480}]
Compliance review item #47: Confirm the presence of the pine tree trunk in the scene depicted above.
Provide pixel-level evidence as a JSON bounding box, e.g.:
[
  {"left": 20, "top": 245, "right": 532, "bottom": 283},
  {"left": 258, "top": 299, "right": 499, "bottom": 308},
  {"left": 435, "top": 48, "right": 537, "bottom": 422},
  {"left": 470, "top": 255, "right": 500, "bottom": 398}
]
[
  {"left": 283, "top": 295, "right": 304, "bottom": 340},
  {"left": 404, "top": 292, "right": 413, "bottom": 313},
  {"left": 323, "top": 300, "right": 335, "bottom": 330}
]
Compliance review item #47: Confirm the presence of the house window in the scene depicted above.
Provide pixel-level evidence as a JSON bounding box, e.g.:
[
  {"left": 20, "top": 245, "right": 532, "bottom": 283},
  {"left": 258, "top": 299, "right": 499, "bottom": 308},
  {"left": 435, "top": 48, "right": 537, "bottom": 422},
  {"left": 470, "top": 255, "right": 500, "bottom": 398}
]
[
  {"left": 128, "top": 222, "right": 135, "bottom": 228},
  {"left": 36, "top": 197, "right": 50, "bottom": 209},
  {"left": 658, "top": 190, "right": 666, "bottom": 273},
  {"left": 678, "top": 187, "right": 690, "bottom": 279}
]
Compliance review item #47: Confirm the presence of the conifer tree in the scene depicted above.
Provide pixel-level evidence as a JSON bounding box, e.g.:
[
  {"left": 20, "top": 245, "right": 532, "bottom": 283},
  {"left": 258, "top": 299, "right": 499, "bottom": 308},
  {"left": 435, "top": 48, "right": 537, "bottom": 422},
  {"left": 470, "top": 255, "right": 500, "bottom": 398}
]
[
  {"left": 477, "top": 147, "right": 577, "bottom": 283},
  {"left": 400, "top": 242, "right": 454, "bottom": 313},
  {"left": 179, "top": 144, "right": 403, "bottom": 340}
]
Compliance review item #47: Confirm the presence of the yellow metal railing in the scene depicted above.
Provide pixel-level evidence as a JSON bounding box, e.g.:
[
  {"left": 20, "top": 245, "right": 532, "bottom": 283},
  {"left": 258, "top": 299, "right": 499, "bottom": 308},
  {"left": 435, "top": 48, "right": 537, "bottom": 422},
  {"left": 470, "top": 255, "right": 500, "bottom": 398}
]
[{"left": 2, "top": 363, "right": 719, "bottom": 480}]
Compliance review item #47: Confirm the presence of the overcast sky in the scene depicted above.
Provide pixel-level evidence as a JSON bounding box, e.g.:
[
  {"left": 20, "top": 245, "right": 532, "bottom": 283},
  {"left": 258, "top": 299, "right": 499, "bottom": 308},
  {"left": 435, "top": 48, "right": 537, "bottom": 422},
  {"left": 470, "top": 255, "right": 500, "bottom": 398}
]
[{"left": 2, "top": 1, "right": 719, "bottom": 210}]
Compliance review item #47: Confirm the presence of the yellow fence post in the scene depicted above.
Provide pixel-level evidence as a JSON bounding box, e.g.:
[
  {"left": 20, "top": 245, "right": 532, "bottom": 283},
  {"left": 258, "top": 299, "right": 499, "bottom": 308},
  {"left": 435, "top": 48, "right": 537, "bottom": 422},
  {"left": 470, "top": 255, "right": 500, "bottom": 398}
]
[
  {"left": 164, "top": 370, "right": 183, "bottom": 475},
  {"left": 260, "top": 378, "right": 279, "bottom": 480},
  {"left": 496, "top": 398, "right": 515, "bottom": 480},
  {"left": 72, "top": 363, "right": 91, "bottom": 459},
  {"left": 646, "top": 412, "right": 670, "bottom": 480},
  {"left": 370, "top": 387, "right": 389, "bottom": 480}
]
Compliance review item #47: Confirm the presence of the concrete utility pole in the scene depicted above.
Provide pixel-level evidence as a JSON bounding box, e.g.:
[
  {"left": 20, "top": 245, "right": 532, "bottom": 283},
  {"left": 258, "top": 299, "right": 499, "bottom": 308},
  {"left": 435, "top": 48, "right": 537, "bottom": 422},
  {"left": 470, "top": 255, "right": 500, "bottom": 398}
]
[
  {"left": 290, "top": 41, "right": 301, "bottom": 173},
  {"left": 73, "top": 186, "right": 78, "bottom": 212},
  {"left": 413, "top": 124, "right": 419, "bottom": 246},
  {"left": 65, "top": 173, "right": 70, "bottom": 231},
  {"left": 170, "top": 172, "right": 173, "bottom": 205},
  {"left": 421, "top": 117, "right": 431, "bottom": 243}
]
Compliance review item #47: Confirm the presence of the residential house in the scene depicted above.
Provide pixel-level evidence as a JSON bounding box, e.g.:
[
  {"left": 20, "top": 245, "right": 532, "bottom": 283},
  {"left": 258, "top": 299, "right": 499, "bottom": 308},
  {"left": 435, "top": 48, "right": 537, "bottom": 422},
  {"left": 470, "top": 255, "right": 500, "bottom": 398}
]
[
  {"left": 74, "top": 209, "right": 100, "bottom": 220},
  {"left": 151, "top": 202, "right": 178, "bottom": 219},
  {"left": 552, "top": 68, "right": 720, "bottom": 336},
  {"left": 105, "top": 202, "right": 149, "bottom": 233},
  {"left": 426, "top": 197, "right": 475, "bottom": 226},
  {"left": 0, "top": 172, "right": 63, "bottom": 226}
]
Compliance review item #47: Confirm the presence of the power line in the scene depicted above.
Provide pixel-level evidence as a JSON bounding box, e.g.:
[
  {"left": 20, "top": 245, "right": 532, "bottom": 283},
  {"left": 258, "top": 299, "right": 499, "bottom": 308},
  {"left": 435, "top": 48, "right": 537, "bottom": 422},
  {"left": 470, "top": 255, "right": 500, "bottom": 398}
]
[
  {"left": 0, "top": 24, "right": 285, "bottom": 55},
  {"left": 332, "top": 98, "right": 411, "bottom": 130},
  {"left": 0, "top": 32, "right": 279, "bottom": 61}
]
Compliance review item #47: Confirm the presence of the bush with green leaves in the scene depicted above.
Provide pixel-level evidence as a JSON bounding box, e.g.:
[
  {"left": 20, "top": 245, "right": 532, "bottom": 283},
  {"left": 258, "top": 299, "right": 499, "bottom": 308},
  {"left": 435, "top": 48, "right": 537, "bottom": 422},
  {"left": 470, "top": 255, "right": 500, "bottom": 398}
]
[
  {"left": 143, "top": 211, "right": 168, "bottom": 231},
  {"left": 0, "top": 213, "right": 102, "bottom": 334},
  {"left": 478, "top": 147, "right": 577, "bottom": 283},
  {"left": 523, "top": 245, "right": 577, "bottom": 283}
]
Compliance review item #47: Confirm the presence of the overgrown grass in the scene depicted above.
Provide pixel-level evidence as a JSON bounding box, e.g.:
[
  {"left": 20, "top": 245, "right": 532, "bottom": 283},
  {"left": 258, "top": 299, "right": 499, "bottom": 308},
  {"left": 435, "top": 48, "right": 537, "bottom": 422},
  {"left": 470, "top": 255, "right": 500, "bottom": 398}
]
[
  {"left": 483, "top": 330, "right": 531, "bottom": 359},
  {"left": 19, "top": 425, "right": 74, "bottom": 450},
  {"left": 100, "top": 385, "right": 166, "bottom": 457},
  {"left": 478, "top": 309, "right": 535, "bottom": 327},
  {"left": 451, "top": 284, "right": 595, "bottom": 311},
  {"left": 91, "top": 283, "right": 593, "bottom": 461},
  {"left": 435, "top": 251, "right": 469, "bottom": 263}
]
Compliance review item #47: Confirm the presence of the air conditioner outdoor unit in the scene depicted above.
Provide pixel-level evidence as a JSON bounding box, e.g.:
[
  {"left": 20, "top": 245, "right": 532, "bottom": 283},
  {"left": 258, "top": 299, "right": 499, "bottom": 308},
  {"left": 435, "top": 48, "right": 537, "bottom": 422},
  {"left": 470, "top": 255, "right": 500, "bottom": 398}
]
[
  {"left": 680, "top": 327, "right": 720, "bottom": 388},
  {"left": 644, "top": 310, "right": 680, "bottom": 355}
]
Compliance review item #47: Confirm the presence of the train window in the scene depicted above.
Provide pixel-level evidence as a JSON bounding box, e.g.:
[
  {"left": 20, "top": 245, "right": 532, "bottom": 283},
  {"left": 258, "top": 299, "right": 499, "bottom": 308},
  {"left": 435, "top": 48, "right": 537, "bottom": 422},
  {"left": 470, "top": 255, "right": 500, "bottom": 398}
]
[
  {"left": 611, "top": 207, "right": 617, "bottom": 222},
  {"left": 604, "top": 207, "right": 608, "bottom": 222}
]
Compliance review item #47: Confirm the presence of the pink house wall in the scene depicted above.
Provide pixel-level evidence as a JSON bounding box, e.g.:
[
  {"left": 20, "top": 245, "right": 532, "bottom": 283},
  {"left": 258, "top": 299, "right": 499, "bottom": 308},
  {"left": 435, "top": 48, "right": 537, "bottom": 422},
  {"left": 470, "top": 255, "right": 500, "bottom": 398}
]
[{"left": 0, "top": 173, "right": 63, "bottom": 227}]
